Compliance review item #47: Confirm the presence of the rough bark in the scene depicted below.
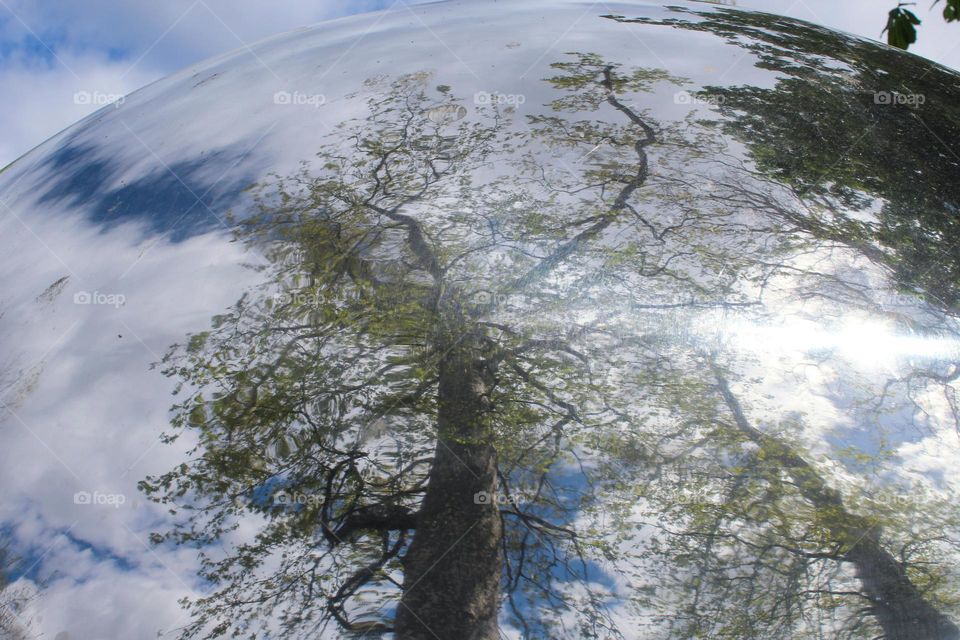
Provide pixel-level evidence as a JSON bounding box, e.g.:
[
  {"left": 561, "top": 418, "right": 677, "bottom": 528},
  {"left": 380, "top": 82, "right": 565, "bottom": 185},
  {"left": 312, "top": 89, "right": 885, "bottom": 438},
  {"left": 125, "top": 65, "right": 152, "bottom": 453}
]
[
  {"left": 394, "top": 330, "right": 502, "bottom": 639},
  {"left": 712, "top": 362, "right": 960, "bottom": 639}
]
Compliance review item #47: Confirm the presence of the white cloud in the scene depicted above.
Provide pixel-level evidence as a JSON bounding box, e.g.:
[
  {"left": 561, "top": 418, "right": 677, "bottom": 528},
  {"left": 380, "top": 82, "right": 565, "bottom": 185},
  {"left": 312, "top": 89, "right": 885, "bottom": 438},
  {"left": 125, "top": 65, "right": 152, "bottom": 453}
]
[
  {"left": 0, "top": 51, "right": 155, "bottom": 170},
  {"left": 0, "top": 0, "right": 392, "bottom": 166}
]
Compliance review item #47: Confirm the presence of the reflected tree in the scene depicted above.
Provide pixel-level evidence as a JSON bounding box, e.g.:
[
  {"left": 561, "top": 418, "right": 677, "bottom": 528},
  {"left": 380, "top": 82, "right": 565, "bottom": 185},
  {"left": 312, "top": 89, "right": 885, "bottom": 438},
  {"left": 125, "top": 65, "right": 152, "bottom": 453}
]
[
  {"left": 142, "top": 32, "right": 960, "bottom": 640},
  {"left": 608, "top": 6, "right": 960, "bottom": 312},
  {"left": 142, "top": 58, "right": 687, "bottom": 639},
  {"left": 606, "top": 8, "right": 960, "bottom": 639}
]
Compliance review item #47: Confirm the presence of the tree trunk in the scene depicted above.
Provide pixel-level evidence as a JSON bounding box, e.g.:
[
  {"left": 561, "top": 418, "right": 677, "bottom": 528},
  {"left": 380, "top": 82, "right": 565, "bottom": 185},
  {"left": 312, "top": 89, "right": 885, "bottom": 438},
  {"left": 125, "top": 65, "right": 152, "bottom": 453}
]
[
  {"left": 848, "top": 538, "right": 960, "bottom": 639},
  {"left": 394, "top": 333, "right": 502, "bottom": 639},
  {"left": 712, "top": 362, "right": 960, "bottom": 640}
]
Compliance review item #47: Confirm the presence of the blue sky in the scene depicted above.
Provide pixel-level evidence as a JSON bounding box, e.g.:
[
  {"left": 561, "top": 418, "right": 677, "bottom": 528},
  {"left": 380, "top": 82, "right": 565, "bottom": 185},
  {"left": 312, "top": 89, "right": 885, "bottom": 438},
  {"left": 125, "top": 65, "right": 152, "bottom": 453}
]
[{"left": 1, "top": 0, "right": 960, "bottom": 168}]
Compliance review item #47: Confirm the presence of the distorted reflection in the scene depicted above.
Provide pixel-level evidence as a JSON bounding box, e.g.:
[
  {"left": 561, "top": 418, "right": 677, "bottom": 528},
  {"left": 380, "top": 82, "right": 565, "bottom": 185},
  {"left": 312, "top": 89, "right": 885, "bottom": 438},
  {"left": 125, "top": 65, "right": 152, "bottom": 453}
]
[
  {"left": 144, "top": 51, "right": 960, "bottom": 640},
  {"left": 1, "top": 4, "right": 958, "bottom": 640}
]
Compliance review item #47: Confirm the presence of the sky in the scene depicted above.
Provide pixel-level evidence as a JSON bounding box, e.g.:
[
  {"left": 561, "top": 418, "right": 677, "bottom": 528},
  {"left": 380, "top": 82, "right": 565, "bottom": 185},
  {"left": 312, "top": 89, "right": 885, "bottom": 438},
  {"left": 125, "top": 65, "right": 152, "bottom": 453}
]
[{"left": 1, "top": 0, "right": 960, "bottom": 168}]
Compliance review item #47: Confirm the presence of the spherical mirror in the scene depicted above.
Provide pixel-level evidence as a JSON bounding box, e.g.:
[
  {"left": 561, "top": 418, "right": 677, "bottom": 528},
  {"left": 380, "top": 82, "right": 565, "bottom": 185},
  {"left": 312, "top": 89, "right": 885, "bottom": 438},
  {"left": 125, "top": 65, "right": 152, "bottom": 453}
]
[{"left": 1, "top": 2, "right": 959, "bottom": 639}]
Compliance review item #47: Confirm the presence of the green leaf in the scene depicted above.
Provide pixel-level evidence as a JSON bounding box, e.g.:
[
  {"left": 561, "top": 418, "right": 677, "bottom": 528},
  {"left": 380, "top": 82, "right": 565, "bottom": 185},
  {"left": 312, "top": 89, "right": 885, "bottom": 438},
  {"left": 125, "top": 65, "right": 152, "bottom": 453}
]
[
  {"left": 187, "top": 405, "right": 206, "bottom": 427},
  {"left": 275, "top": 436, "right": 291, "bottom": 459},
  {"left": 186, "top": 331, "right": 210, "bottom": 353},
  {"left": 884, "top": 7, "right": 921, "bottom": 49},
  {"left": 943, "top": 0, "right": 960, "bottom": 21}
]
